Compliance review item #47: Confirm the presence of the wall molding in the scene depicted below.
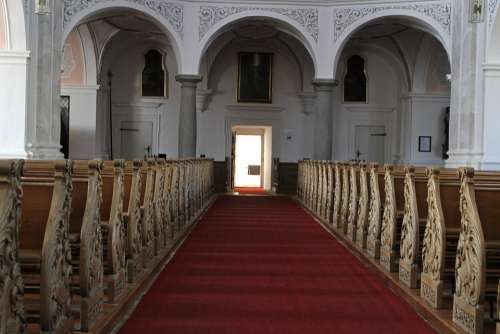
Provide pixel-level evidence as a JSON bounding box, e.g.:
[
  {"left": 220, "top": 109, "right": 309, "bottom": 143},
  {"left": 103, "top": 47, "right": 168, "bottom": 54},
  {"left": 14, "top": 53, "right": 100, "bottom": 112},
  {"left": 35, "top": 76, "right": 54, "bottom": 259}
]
[
  {"left": 199, "top": 5, "right": 319, "bottom": 42},
  {"left": 226, "top": 104, "right": 284, "bottom": 112}
]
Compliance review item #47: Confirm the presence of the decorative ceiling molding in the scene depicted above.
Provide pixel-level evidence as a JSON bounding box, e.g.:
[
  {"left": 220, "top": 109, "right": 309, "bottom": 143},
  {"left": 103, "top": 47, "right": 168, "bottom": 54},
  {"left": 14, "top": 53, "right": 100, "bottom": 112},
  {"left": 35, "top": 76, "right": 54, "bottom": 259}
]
[
  {"left": 199, "top": 6, "right": 319, "bottom": 42},
  {"left": 333, "top": 2, "right": 451, "bottom": 42},
  {"left": 63, "top": 0, "right": 184, "bottom": 39},
  {"left": 489, "top": 0, "right": 499, "bottom": 26}
]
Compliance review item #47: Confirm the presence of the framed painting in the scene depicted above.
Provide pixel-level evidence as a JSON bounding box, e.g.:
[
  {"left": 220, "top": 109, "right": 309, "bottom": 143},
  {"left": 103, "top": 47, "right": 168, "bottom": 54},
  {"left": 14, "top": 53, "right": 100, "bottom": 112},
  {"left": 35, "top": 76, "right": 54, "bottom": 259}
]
[
  {"left": 237, "top": 52, "right": 273, "bottom": 103},
  {"left": 418, "top": 136, "right": 432, "bottom": 153}
]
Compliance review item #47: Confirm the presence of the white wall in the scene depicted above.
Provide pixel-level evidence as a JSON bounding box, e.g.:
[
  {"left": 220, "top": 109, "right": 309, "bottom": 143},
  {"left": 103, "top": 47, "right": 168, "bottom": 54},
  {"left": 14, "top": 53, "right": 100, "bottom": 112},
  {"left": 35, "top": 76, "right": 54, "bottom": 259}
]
[{"left": 198, "top": 37, "right": 314, "bottom": 162}]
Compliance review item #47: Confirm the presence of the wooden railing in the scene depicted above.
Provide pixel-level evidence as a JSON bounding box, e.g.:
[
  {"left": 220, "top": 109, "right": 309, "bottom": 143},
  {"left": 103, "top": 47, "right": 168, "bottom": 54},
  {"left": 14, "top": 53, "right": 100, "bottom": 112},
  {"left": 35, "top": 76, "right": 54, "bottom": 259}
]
[
  {"left": 0, "top": 158, "right": 215, "bottom": 333},
  {"left": 298, "top": 160, "right": 500, "bottom": 334}
]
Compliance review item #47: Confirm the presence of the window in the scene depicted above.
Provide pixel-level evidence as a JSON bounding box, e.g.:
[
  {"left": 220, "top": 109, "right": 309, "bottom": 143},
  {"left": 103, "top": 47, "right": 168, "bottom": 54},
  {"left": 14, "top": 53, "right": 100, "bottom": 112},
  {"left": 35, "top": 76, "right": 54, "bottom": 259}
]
[
  {"left": 344, "top": 55, "right": 367, "bottom": 102},
  {"left": 142, "top": 50, "right": 166, "bottom": 97}
]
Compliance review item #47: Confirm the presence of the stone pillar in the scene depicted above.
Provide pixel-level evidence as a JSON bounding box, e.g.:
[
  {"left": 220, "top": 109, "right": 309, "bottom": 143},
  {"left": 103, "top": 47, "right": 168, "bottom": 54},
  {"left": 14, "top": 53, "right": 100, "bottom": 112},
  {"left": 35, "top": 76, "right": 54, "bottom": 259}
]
[
  {"left": 24, "top": 0, "right": 64, "bottom": 159},
  {"left": 176, "top": 75, "right": 202, "bottom": 158},
  {"left": 446, "top": 0, "right": 485, "bottom": 168},
  {"left": 312, "top": 79, "right": 337, "bottom": 160}
]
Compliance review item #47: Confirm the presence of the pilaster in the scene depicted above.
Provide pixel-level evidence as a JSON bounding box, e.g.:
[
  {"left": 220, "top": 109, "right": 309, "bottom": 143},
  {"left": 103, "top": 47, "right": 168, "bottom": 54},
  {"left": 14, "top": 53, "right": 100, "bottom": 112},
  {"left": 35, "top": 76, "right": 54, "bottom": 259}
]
[
  {"left": 176, "top": 74, "right": 202, "bottom": 158},
  {"left": 312, "top": 79, "right": 338, "bottom": 160}
]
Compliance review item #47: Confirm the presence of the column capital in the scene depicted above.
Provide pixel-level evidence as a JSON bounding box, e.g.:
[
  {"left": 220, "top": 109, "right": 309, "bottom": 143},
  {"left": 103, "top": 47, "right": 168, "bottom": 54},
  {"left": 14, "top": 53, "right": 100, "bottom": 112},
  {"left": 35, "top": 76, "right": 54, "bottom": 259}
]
[
  {"left": 176, "top": 74, "right": 203, "bottom": 87},
  {"left": 312, "top": 79, "right": 338, "bottom": 92}
]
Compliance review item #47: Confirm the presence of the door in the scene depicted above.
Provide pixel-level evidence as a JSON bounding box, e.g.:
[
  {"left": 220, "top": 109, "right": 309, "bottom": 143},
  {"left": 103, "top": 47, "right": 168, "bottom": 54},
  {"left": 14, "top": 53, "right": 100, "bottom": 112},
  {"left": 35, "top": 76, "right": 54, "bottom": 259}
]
[
  {"left": 120, "top": 121, "right": 154, "bottom": 159},
  {"left": 354, "top": 125, "right": 386, "bottom": 163},
  {"left": 234, "top": 134, "right": 263, "bottom": 187}
]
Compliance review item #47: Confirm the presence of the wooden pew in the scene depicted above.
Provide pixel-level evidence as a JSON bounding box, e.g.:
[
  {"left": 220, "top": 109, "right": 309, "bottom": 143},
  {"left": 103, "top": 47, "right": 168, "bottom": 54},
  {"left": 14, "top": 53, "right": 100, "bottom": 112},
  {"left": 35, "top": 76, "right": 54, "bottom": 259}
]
[
  {"left": 379, "top": 165, "right": 405, "bottom": 272},
  {"left": 100, "top": 160, "right": 127, "bottom": 304},
  {"left": 398, "top": 166, "right": 428, "bottom": 289},
  {"left": 139, "top": 160, "right": 156, "bottom": 267},
  {"left": 325, "top": 162, "right": 335, "bottom": 224},
  {"left": 0, "top": 159, "right": 26, "bottom": 333},
  {"left": 332, "top": 163, "right": 342, "bottom": 230},
  {"left": 69, "top": 160, "right": 105, "bottom": 331},
  {"left": 169, "top": 160, "right": 180, "bottom": 236},
  {"left": 355, "top": 164, "right": 370, "bottom": 250},
  {"left": 420, "top": 168, "right": 460, "bottom": 309},
  {"left": 452, "top": 168, "right": 500, "bottom": 334},
  {"left": 163, "top": 160, "right": 175, "bottom": 244},
  {"left": 19, "top": 160, "right": 74, "bottom": 334},
  {"left": 366, "top": 163, "right": 384, "bottom": 259},
  {"left": 123, "top": 160, "right": 144, "bottom": 283},
  {"left": 318, "top": 161, "right": 327, "bottom": 219},
  {"left": 338, "top": 163, "right": 351, "bottom": 234},
  {"left": 153, "top": 159, "right": 167, "bottom": 256},
  {"left": 347, "top": 163, "right": 359, "bottom": 241}
]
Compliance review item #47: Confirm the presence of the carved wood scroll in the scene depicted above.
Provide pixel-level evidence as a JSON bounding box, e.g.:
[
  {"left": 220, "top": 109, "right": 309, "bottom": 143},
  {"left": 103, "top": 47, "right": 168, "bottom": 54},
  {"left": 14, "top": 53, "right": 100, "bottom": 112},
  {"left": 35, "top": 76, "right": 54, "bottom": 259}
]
[
  {"left": 39, "top": 160, "right": 74, "bottom": 333},
  {"left": 0, "top": 160, "right": 25, "bottom": 334},
  {"left": 380, "top": 165, "right": 397, "bottom": 272},
  {"left": 356, "top": 164, "right": 369, "bottom": 250},
  {"left": 453, "top": 168, "right": 485, "bottom": 334},
  {"left": 340, "top": 164, "right": 350, "bottom": 234},
  {"left": 347, "top": 164, "right": 358, "bottom": 241},
  {"left": 367, "top": 163, "right": 381, "bottom": 259},
  {"left": 332, "top": 163, "right": 342, "bottom": 229},
  {"left": 399, "top": 166, "right": 419, "bottom": 288},
  {"left": 421, "top": 168, "right": 446, "bottom": 309}
]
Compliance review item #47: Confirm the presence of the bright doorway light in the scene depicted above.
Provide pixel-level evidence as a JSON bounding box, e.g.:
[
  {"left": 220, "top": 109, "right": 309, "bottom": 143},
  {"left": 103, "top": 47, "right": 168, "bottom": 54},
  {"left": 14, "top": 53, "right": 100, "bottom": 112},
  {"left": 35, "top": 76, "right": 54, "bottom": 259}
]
[{"left": 234, "top": 134, "right": 262, "bottom": 187}]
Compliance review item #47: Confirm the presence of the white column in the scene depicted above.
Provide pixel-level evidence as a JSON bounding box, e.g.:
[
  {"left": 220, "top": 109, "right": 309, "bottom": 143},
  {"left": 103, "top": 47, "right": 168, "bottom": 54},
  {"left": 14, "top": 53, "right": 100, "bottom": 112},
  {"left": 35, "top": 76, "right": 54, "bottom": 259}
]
[
  {"left": 312, "top": 79, "right": 337, "bottom": 160},
  {"left": 176, "top": 75, "right": 202, "bottom": 158},
  {"left": 481, "top": 64, "right": 500, "bottom": 169},
  {"left": 0, "top": 51, "right": 30, "bottom": 158}
]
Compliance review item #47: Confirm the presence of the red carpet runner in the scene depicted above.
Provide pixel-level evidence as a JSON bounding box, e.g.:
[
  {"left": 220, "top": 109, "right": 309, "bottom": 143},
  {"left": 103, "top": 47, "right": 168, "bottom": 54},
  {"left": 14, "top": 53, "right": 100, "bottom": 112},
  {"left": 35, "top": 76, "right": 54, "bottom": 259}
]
[
  {"left": 119, "top": 196, "right": 435, "bottom": 334},
  {"left": 234, "top": 187, "right": 267, "bottom": 195}
]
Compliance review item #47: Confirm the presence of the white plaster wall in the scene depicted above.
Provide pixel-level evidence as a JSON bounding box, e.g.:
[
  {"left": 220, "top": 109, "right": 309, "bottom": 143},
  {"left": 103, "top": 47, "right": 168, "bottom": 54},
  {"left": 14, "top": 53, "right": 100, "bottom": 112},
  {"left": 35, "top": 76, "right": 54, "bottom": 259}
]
[
  {"left": 198, "top": 38, "right": 313, "bottom": 162},
  {"left": 101, "top": 32, "right": 180, "bottom": 158},
  {"left": 333, "top": 48, "right": 399, "bottom": 162}
]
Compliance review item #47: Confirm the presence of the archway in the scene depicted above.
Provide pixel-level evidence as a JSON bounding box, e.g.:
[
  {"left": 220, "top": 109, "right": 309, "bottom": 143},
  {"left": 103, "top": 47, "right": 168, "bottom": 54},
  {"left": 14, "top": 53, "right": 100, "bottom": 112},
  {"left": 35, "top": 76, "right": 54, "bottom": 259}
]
[
  {"left": 333, "top": 17, "right": 451, "bottom": 166},
  {"left": 61, "top": 7, "right": 181, "bottom": 159}
]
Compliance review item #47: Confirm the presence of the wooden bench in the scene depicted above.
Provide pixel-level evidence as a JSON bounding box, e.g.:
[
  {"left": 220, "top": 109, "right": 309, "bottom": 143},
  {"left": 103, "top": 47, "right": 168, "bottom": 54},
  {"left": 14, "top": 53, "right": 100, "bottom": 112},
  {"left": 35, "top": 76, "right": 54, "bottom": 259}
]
[
  {"left": 379, "top": 165, "right": 405, "bottom": 272},
  {"left": 398, "top": 166, "right": 428, "bottom": 289},
  {"left": 420, "top": 168, "right": 460, "bottom": 309},
  {"left": 100, "top": 160, "right": 127, "bottom": 304},
  {"left": 355, "top": 164, "right": 370, "bottom": 250},
  {"left": 69, "top": 160, "right": 105, "bottom": 331},
  {"left": 338, "top": 163, "right": 351, "bottom": 234},
  {"left": 0, "top": 159, "right": 25, "bottom": 333},
  {"left": 366, "top": 163, "right": 385, "bottom": 259},
  {"left": 153, "top": 159, "right": 168, "bottom": 256},
  {"left": 139, "top": 160, "right": 156, "bottom": 267},
  {"left": 19, "top": 160, "right": 74, "bottom": 334},
  {"left": 169, "top": 160, "right": 181, "bottom": 235},
  {"left": 347, "top": 164, "right": 360, "bottom": 242},
  {"left": 452, "top": 168, "right": 500, "bottom": 334},
  {"left": 325, "top": 162, "right": 335, "bottom": 224},
  {"left": 123, "top": 160, "right": 144, "bottom": 283},
  {"left": 332, "top": 163, "right": 342, "bottom": 230}
]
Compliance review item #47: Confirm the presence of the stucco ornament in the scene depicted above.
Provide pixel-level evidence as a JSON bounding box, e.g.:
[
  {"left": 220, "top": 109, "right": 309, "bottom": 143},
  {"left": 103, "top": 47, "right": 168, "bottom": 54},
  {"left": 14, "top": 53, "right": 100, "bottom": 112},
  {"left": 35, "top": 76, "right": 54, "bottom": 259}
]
[
  {"left": 199, "top": 6, "right": 319, "bottom": 42},
  {"left": 489, "top": 0, "right": 499, "bottom": 26},
  {"left": 63, "top": 0, "right": 184, "bottom": 38},
  {"left": 333, "top": 2, "right": 452, "bottom": 42}
]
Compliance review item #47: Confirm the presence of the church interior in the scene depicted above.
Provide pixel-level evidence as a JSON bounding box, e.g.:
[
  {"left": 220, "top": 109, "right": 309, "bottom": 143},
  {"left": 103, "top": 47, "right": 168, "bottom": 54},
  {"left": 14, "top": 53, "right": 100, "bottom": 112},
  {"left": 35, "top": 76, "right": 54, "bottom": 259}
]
[{"left": 1, "top": 0, "right": 500, "bottom": 333}]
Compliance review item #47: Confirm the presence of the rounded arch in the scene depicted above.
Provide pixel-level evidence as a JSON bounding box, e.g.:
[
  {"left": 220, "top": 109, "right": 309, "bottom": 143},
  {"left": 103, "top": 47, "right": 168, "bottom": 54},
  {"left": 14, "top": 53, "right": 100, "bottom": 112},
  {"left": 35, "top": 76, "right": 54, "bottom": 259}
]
[
  {"left": 332, "top": 10, "right": 451, "bottom": 78},
  {"left": 487, "top": 7, "right": 500, "bottom": 62},
  {"left": 195, "top": 11, "right": 318, "bottom": 76},
  {"left": 62, "top": 1, "right": 182, "bottom": 72},
  {"left": 3, "top": 0, "right": 27, "bottom": 50}
]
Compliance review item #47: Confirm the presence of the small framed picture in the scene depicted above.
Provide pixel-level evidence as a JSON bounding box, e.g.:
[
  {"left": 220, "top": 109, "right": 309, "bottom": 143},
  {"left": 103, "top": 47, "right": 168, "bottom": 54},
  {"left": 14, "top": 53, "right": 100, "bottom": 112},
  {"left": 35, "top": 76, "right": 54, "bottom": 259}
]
[{"left": 418, "top": 136, "right": 432, "bottom": 152}]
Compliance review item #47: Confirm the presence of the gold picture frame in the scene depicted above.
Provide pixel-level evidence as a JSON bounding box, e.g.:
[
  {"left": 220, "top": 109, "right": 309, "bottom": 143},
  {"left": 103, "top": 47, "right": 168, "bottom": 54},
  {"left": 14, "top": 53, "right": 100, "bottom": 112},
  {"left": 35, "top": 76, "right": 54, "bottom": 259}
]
[{"left": 237, "top": 52, "right": 273, "bottom": 103}]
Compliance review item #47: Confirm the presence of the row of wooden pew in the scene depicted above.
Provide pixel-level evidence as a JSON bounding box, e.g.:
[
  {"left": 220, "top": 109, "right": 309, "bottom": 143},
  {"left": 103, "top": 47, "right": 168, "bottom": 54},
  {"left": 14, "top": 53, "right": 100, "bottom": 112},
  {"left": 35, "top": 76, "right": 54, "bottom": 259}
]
[
  {"left": 0, "top": 158, "right": 215, "bottom": 334},
  {"left": 297, "top": 160, "right": 500, "bottom": 334}
]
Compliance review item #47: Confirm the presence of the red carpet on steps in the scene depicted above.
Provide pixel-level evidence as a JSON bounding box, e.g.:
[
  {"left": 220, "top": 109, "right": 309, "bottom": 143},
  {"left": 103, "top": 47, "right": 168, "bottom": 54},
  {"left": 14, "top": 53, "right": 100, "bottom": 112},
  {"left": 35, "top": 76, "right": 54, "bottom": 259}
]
[
  {"left": 118, "top": 196, "right": 435, "bottom": 334},
  {"left": 234, "top": 187, "right": 267, "bottom": 195}
]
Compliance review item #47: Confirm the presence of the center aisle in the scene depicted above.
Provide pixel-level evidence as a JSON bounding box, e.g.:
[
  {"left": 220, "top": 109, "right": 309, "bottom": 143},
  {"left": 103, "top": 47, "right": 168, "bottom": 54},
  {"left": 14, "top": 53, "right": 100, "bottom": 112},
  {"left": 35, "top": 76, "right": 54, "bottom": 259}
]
[{"left": 118, "top": 195, "right": 435, "bottom": 334}]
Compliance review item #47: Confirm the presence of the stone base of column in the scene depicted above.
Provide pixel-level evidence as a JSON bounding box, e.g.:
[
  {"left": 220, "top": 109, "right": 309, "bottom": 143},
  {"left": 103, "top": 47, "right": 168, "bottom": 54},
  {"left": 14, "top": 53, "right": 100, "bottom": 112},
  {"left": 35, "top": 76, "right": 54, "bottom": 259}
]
[
  {"left": 27, "top": 143, "right": 64, "bottom": 159},
  {"left": 445, "top": 151, "right": 483, "bottom": 169}
]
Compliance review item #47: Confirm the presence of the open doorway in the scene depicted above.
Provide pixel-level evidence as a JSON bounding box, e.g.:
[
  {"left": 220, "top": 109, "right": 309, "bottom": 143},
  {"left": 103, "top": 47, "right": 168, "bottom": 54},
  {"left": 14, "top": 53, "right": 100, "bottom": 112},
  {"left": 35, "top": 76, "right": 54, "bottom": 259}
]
[
  {"left": 230, "top": 126, "right": 272, "bottom": 191},
  {"left": 234, "top": 133, "right": 263, "bottom": 187}
]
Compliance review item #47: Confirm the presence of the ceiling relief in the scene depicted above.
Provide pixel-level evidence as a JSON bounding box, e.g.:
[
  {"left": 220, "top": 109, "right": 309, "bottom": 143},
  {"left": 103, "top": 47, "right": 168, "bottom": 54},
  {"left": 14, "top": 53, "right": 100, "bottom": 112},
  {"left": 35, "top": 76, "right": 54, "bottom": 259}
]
[
  {"left": 63, "top": 0, "right": 184, "bottom": 39},
  {"left": 333, "top": 2, "right": 452, "bottom": 42},
  {"left": 199, "top": 6, "right": 319, "bottom": 42}
]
